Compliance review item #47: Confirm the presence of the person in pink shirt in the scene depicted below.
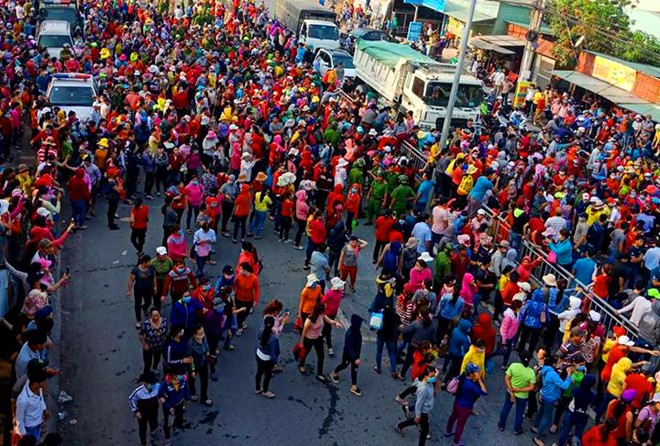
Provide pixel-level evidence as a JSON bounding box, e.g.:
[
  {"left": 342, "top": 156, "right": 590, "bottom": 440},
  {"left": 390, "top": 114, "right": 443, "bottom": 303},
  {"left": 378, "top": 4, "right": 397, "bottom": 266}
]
[
  {"left": 499, "top": 299, "right": 522, "bottom": 367},
  {"left": 167, "top": 226, "right": 189, "bottom": 263},
  {"left": 408, "top": 259, "right": 432, "bottom": 291},
  {"left": 321, "top": 277, "right": 345, "bottom": 357},
  {"left": 459, "top": 272, "right": 478, "bottom": 310},
  {"left": 185, "top": 176, "right": 205, "bottom": 233}
]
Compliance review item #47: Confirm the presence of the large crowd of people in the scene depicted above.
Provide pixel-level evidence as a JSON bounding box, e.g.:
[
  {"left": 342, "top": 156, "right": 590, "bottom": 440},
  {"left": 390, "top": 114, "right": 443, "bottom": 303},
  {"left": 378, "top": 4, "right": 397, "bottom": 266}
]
[{"left": 1, "top": 0, "right": 660, "bottom": 445}]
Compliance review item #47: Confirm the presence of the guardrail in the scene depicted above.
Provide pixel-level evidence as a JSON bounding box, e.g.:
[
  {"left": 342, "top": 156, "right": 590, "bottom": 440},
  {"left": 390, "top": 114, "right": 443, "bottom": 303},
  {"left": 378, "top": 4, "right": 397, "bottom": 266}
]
[{"left": 481, "top": 204, "right": 640, "bottom": 340}]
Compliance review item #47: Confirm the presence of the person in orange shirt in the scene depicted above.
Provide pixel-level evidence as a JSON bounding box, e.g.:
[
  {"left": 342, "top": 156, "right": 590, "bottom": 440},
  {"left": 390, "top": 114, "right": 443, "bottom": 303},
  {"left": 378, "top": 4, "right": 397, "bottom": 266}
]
[
  {"left": 234, "top": 262, "right": 260, "bottom": 334},
  {"left": 298, "top": 273, "right": 323, "bottom": 323},
  {"left": 130, "top": 197, "right": 150, "bottom": 255},
  {"left": 232, "top": 184, "right": 251, "bottom": 243}
]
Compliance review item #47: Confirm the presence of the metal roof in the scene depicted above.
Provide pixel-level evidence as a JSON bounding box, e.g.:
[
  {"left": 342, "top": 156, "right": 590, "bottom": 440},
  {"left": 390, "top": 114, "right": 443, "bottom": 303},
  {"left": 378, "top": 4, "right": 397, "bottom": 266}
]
[
  {"left": 553, "top": 70, "right": 660, "bottom": 121},
  {"left": 584, "top": 50, "right": 660, "bottom": 80}
]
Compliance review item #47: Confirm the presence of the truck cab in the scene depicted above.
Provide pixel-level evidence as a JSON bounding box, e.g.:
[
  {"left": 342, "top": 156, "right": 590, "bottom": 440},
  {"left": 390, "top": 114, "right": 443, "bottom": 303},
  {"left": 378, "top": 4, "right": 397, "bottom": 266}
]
[
  {"left": 299, "top": 19, "right": 340, "bottom": 50},
  {"left": 401, "top": 67, "right": 483, "bottom": 130},
  {"left": 37, "top": 20, "right": 74, "bottom": 59},
  {"left": 38, "top": 0, "right": 82, "bottom": 34}
]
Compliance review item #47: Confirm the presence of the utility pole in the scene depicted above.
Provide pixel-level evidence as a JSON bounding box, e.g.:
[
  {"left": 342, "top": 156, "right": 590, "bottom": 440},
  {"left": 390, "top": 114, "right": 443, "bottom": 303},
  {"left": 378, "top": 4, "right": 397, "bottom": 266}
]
[
  {"left": 518, "top": 0, "right": 545, "bottom": 81},
  {"left": 437, "top": 0, "right": 478, "bottom": 152}
]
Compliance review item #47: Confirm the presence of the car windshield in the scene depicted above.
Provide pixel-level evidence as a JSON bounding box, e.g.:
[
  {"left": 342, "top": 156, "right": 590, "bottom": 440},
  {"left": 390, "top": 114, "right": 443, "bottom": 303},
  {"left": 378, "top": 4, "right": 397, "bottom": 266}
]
[
  {"left": 423, "top": 82, "right": 482, "bottom": 108},
  {"left": 332, "top": 54, "right": 354, "bottom": 69},
  {"left": 308, "top": 25, "right": 339, "bottom": 41},
  {"left": 49, "top": 86, "right": 94, "bottom": 106},
  {"left": 40, "top": 8, "right": 77, "bottom": 25},
  {"left": 37, "top": 35, "right": 72, "bottom": 47}
]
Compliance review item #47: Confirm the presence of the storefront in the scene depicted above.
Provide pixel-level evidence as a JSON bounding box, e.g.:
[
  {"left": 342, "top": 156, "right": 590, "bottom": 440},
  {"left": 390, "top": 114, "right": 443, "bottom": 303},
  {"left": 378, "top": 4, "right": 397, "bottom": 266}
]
[
  {"left": 552, "top": 51, "right": 660, "bottom": 122},
  {"left": 468, "top": 34, "right": 525, "bottom": 73}
]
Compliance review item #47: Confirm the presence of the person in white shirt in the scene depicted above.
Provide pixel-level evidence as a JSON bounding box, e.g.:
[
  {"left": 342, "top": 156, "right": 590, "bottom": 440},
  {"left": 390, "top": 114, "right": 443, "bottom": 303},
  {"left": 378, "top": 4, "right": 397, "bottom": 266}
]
[
  {"left": 618, "top": 290, "right": 655, "bottom": 326},
  {"left": 15, "top": 368, "right": 49, "bottom": 441}
]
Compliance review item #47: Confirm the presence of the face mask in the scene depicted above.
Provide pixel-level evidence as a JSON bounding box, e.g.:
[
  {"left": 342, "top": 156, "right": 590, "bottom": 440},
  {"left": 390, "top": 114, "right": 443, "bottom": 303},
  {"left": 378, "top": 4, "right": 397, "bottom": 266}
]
[
  {"left": 577, "top": 365, "right": 586, "bottom": 373},
  {"left": 203, "top": 285, "right": 211, "bottom": 291},
  {"left": 177, "top": 267, "right": 185, "bottom": 274},
  {"left": 310, "top": 283, "right": 317, "bottom": 289},
  {"left": 183, "top": 296, "right": 191, "bottom": 303},
  {"left": 192, "top": 180, "right": 199, "bottom": 185},
  {"left": 351, "top": 188, "right": 357, "bottom": 194},
  {"left": 427, "top": 376, "right": 437, "bottom": 384}
]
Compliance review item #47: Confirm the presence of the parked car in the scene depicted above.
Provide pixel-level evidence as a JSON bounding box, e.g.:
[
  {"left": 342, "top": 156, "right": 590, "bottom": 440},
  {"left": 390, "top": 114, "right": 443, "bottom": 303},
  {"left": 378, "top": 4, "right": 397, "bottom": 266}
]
[{"left": 314, "top": 48, "right": 356, "bottom": 78}]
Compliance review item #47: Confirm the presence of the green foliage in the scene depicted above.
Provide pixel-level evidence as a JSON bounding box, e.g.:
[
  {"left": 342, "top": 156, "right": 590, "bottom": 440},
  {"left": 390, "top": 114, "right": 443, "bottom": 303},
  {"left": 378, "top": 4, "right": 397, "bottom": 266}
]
[
  {"left": 617, "top": 30, "right": 660, "bottom": 65},
  {"left": 546, "top": 0, "right": 653, "bottom": 67}
]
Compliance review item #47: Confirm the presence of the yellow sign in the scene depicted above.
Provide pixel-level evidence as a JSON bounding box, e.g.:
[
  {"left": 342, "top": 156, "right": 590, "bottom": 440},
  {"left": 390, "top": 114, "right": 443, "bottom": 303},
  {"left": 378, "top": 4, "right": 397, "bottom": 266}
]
[
  {"left": 513, "top": 81, "right": 531, "bottom": 109},
  {"left": 592, "top": 56, "right": 636, "bottom": 92}
]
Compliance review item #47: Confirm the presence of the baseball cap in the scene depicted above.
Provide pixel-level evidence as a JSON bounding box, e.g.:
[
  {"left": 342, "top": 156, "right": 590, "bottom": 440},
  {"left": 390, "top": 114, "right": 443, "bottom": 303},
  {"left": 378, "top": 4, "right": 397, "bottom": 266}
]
[
  {"left": 465, "top": 363, "right": 481, "bottom": 375},
  {"left": 649, "top": 393, "right": 660, "bottom": 403},
  {"left": 156, "top": 246, "right": 167, "bottom": 255},
  {"left": 648, "top": 288, "right": 660, "bottom": 299}
]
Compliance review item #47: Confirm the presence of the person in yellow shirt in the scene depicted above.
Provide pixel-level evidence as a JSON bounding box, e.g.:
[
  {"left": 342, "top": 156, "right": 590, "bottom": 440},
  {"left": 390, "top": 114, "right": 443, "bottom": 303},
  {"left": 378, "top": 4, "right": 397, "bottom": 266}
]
[
  {"left": 460, "top": 338, "right": 486, "bottom": 379},
  {"left": 248, "top": 188, "right": 273, "bottom": 239}
]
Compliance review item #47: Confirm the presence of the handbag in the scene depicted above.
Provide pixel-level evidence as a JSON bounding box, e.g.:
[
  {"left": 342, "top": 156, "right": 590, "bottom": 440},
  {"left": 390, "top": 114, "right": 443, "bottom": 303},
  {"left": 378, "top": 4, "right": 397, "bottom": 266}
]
[
  {"left": 293, "top": 342, "right": 307, "bottom": 361},
  {"left": 369, "top": 312, "right": 383, "bottom": 330},
  {"left": 447, "top": 376, "right": 460, "bottom": 394},
  {"left": 293, "top": 316, "right": 303, "bottom": 332}
]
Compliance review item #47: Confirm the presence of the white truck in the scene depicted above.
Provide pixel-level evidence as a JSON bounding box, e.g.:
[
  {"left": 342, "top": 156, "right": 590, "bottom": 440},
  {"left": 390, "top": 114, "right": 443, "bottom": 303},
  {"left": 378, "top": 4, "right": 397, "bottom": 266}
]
[
  {"left": 275, "top": 0, "right": 340, "bottom": 50},
  {"left": 353, "top": 39, "right": 483, "bottom": 130}
]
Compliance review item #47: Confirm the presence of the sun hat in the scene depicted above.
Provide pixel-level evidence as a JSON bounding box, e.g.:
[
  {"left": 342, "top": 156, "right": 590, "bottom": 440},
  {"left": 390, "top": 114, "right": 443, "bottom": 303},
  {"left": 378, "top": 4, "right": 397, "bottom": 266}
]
[
  {"left": 588, "top": 310, "right": 601, "bottom": 322},
  {"left": 617, "top": 335, "right": 635, "bottom": 347},
  {"left": 542, "top": 273, "right": 557, "bottom": 287},
  {"left": 330, "top": 277, "right": 346, "bottom": 290},
  {"left": 418, "top": 252, "right": 434, "bottom": 263},
  {"left": 306, "top": 273, "right": 318, "bottom": 287},
  {"left": 156, "top": 246, "right": 167, "bottom": 256}
]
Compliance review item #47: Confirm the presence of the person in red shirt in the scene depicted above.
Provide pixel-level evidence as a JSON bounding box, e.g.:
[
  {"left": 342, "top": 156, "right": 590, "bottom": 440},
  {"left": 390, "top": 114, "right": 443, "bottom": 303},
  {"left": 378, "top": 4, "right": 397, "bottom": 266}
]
[
  {"left": 232, "top": 185, "right": 252, "bottom": 243},
  {"left": 344, "top": 184, "right": 361, "bottom": 235},
  {"left": 623, "top": 369, "right": 654, "bottom": 410},
  {"left": 278, "top": 192, "right": 294, "bottom": 242},
  {"left": 373, "top": 209, "right": 396, "bottom": 263},
  {"left": 582, "top": 419, "right": 618, "bottom": 446},
  {"left": 305, "top": 209, "right": 327, "bottom": 268},
  {"left": 130, "top": 198, "right": 150, "bottom": 255},
  {"left": 67, "top": 167, "right": 91, "bottom": 230}
]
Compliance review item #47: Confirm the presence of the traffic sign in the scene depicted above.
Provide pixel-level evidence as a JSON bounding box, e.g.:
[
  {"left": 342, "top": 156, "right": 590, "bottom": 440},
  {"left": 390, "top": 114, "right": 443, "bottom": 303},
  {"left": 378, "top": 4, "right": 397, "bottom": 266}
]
[{"left": 407, "top": 21, "right": 423, "bottom": 42}]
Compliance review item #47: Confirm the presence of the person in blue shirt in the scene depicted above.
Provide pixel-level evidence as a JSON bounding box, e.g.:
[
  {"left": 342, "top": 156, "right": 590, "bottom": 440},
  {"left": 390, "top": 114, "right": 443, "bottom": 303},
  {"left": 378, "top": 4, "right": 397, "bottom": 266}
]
[
  {"left": 158, "top": 367, "right": 190, "bottom": 442},
  {"left": 532, "top": 356, "right": 573, "bottom": 445},
  {"left": 445, "top": 362, "right": 488, "bottom": 445},
  {"left": 442, "top": 318, "right": 472, "bottom": 387},
  {"left": 572, "top": 249, "right": 596, "bottom": 287},
  {"left": 414, "top": 172, "right": 435, "bottom": 213},
  {"left": 468, "top": 169, "right": 496, "bottom": 202}
]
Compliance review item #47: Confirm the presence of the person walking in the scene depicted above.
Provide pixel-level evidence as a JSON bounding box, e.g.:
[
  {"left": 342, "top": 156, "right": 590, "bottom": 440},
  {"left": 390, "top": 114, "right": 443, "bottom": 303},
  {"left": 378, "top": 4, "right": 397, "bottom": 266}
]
[
  {"left": 248, "top": 187, "right": 272, "bottom": 239},
  {"left": 298, "top": 303, "right": 342, "bottom": 381},
  {"left": 130, "top": 198, "right": 150, "bottom": 256},
  {"left": 394, "top": 366, "right": 438, "bottom": 446},
  {"left": 234, "top": 262, "right": 260, "bottom": 334},
  {"left": 338, "top": 236, "right": 368, "bottom": 292},
  {"left": 139, "top": 307, "right": 169, "bottom": 375},
  {"left": 128, "top": 371, "right": 160, "bottom": 446},
  {"left": 192, "top": 223, "right": 216, "bottom": 278},
  {"left": 374, "top": 303, "right": 400, "bottom": 378},
  {"left": 152, "top": 247, "right": 173, "bottom": 309},
  {"left": 321, "top": 277, "right": 345, "bottom": 357},
  {"left": 158, "top": 369, "right": 190, "bottom": 446},
  {"left": 330, "top": 314, "right": 364, "bottom": 396},
  {"left": 445, "top": 363, "right": 488, "bottom": 446},
  {"left": 497, "top": 351, "right": 535, "bottom": 434},
  {"left": 255, "top": 315, "right": 280, "bottom": 398},
  {"left": 127, "top": 255, "right": 157, "bottom": 329},
  {"left": 186, "top": 325, "right": 213, "bottom": 406}
]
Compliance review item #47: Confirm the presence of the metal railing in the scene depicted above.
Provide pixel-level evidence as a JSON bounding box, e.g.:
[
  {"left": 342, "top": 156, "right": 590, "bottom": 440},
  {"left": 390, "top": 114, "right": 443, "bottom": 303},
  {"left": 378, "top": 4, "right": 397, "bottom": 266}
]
[{"left": 481, "top": 204, "right": 640, "bottom": 340}]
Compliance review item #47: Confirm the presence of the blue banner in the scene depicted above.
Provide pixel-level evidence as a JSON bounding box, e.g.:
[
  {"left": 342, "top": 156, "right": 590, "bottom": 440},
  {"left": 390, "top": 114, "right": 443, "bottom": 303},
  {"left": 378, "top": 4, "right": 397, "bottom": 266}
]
[
  {"left": 404, "top": 0, "right": 445, "bottom": 12},
  {"left": 407, "top": 21, "right": 423, "bottom": 42}
]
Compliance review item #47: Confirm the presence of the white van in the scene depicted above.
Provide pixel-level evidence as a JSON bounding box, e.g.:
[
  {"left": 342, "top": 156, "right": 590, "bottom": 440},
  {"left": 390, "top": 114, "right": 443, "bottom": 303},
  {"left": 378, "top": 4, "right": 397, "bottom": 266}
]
[
  {"left": 37, "top": 20, "right": 74, "bottom": 59},
  {"left": 46, "top": 73, "right": 97, "bottom": 122}
]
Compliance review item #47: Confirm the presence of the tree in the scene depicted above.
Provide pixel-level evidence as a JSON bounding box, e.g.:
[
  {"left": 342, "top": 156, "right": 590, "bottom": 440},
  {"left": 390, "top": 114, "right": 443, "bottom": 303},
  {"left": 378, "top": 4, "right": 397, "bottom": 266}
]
[
  {"left": 547, "top": 0, "right": 635, "bottom": 67},
  {"left": 618, "top": 30, "right": 660, "bottom": 66}
]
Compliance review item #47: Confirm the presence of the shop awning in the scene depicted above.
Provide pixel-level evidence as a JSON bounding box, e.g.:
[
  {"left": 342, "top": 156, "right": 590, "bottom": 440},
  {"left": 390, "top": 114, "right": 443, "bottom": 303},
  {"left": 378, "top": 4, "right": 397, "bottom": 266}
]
[
  {"left": 469, "top": 37, "right": 515, "bottom": 54},
  {"left": 553, "top": 70, "right": 660, "bottom": 122},
  {"left": 443, "top": 5, "right": 496, "bottom": 23}
]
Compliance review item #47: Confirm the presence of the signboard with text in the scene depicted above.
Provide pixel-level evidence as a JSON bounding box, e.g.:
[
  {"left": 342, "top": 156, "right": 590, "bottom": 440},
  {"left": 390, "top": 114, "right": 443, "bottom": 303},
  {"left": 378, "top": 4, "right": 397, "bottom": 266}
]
[
  {"left": 592, "top": 56, "right": 637, "bottom": 92},
  {"left": 407, "top": 21, "right": 423, "bottom": 42},
  {"left": 513, "top": 81, "right": 531, "bottom": 109}
]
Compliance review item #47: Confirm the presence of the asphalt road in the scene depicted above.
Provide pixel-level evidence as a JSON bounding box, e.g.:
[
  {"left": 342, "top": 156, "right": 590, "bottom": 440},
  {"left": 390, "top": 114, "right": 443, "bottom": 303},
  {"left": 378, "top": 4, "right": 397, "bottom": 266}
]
[{"left": 51, "top": 193, "right": 595, "bottom": 446}]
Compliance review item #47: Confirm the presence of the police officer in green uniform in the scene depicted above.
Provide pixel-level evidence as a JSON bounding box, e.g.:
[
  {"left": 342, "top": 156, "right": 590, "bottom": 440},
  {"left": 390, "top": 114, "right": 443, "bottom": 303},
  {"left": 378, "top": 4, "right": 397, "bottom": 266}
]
[
  {"left": 366, "top": 170, "right": 389, "bottom": 225},
  {"left": 389, "top": 175, "right": 416, "bottom": 216}
]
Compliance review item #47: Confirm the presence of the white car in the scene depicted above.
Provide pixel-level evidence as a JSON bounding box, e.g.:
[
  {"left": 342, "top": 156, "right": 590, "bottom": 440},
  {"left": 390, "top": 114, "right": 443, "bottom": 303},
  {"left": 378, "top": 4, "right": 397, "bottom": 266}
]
[
  {"left": 37, "top": 20, "right": 74, "bottom": 59},
  {"left": 314, "top": 48, "right": 356, "bottom": 79},
  {"left": 46, "top": 73, "right": 97, "bottom": 122}
]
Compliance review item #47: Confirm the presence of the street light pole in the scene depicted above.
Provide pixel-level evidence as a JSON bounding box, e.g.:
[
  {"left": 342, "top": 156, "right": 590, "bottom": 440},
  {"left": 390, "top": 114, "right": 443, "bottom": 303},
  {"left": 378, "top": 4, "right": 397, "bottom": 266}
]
[{"left": 437, "top": 0, "right": 478, "bottom": 152}]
